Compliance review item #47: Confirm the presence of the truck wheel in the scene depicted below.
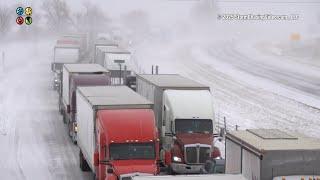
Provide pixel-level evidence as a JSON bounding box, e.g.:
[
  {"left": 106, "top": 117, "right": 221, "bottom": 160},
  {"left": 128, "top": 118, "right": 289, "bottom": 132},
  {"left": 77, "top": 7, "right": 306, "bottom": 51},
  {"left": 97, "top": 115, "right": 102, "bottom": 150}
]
[
  {"left": 71, "top": 129, "right": 77, "bottom": 145},
  {"left": 58, "top": 103, "right": 63, "bottom": 115},
  {"left": 72, "top": 135, "right": 77, "bottom": 145},
  {"left": 63, "top": 114, "right": 67, "bottom": 124},
  {"left": 168, "top": 165, "right": 176, "bottom": 175},
  {"left": 68, "top": 121, "right": 72, "bottom": 138},
  {"left": 79, "top": 150, "right": 90, "bottom": 171}
]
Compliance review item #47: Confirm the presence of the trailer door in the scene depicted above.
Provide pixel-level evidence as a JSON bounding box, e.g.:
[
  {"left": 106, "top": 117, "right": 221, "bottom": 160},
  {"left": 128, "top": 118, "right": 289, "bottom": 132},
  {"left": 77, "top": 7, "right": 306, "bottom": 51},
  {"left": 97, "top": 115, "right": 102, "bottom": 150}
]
[
  {"left": 242, "top": 149, "right": 260, "bottom": 180},
  {"left": 225, "top": 139, "right": 241, "bottom": 173}
]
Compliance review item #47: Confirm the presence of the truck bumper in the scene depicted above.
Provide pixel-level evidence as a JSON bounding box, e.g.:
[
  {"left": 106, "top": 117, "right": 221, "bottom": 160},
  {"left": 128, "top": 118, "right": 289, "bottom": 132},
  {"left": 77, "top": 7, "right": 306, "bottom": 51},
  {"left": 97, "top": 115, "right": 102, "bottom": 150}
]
[{"left": 171, "top": 163, "right": 204, "bottom": 174}]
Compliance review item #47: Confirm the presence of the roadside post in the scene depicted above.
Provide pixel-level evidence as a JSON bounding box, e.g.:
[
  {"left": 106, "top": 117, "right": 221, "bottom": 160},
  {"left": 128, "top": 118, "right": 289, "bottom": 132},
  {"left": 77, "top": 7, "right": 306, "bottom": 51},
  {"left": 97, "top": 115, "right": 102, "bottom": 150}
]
[{"left": 114, "top": 59, "right": 125, "bottom": 85}]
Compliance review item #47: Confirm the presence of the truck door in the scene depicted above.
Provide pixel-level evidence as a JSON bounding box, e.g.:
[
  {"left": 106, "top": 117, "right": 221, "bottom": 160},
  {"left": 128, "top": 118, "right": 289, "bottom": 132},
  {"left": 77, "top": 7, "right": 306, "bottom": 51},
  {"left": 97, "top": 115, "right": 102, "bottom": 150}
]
[{"left": 98, "top": 133, "right": 107, "bottom": 180}]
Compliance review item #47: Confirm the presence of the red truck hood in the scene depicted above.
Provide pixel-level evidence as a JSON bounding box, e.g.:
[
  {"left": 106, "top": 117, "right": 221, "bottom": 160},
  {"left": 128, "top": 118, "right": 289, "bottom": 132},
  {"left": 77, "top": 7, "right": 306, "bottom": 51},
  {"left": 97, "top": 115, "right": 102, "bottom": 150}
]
[
  {"left": 176, "top": 133, "right": 213, "bottom": 146},
  {"left": 112, "top": 160, "right": 157, "bottom": 176}
]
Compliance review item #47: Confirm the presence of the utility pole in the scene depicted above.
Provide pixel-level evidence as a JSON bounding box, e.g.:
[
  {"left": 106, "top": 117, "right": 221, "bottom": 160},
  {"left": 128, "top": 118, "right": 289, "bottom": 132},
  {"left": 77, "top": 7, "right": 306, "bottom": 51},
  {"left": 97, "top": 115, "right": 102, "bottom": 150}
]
[{"left": 114, "top": 60, "right": 125, "bottom": 85}]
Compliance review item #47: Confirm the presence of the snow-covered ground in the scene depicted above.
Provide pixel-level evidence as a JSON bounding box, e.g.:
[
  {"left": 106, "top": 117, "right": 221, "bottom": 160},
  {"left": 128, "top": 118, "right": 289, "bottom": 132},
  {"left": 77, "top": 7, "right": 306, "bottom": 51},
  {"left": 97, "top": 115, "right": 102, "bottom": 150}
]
[
  {"left": 0, "top": 27, "right": 318, "bottom": 180},
  {"left": 0, "top": 40, "right": 93, "bottom": 180},
  {"left": 131, "top": 34, "right": 320, "bottom": 140}
]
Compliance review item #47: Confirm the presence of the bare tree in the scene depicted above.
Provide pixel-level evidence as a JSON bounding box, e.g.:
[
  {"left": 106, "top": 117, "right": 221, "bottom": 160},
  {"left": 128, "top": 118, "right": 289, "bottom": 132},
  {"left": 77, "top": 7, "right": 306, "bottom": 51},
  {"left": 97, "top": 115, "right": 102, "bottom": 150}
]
[
  {"left": 190, "top": 0, "right": 218, "bottom": 23},
  {"left": 0, "top": 6, "right": 11, "bottom": 39},
  {"left": 121, "top": 10, "right": 150, "bottom": 34},
  {"left": 41, "top": 0, "right": 73, "bottom": 33},
  {"left": 73, "top": 2, "right": 111, "bottom": 33}
]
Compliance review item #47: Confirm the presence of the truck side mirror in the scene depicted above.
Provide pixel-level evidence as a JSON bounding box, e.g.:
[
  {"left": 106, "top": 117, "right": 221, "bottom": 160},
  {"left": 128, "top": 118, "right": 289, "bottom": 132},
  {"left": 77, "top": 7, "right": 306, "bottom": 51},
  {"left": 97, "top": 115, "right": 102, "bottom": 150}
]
[{"left": 170, "top": 121, "right": 175, "bottom": 135}]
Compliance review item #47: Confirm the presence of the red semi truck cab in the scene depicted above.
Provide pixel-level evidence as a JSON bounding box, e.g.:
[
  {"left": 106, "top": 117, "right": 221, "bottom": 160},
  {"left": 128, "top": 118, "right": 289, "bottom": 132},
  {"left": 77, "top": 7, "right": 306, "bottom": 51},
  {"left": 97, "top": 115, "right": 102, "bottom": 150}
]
[
  {"left": 76, "top": 86, "right": 160, "bottom": 180},
  {"left": 97, "top": 109, "right": 160, "bottom": 180}
]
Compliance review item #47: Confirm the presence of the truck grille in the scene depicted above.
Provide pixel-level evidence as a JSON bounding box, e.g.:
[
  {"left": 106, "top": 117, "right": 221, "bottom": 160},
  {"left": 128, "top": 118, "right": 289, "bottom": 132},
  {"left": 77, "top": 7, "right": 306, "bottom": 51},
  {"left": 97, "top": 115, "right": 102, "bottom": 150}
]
[
  {"left": 185, "top": 144, "right": 211, "bottom": 164},
  {"left": 199, "top": 147, "right": 210, "bottom": 163},
  {"left": 186, "top": 147, "right": 197, "bottom": 163}
]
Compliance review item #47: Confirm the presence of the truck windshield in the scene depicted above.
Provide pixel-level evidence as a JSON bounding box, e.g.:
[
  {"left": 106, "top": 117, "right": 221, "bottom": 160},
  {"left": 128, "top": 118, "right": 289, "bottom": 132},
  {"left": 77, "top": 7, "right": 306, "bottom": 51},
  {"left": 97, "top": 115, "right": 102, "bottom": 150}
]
[
  {"left": 175, "top": 119, "right": 213, "bottom": 134},
  {"left": 110, "top": 143, "right": 155, "bottom": 160}
]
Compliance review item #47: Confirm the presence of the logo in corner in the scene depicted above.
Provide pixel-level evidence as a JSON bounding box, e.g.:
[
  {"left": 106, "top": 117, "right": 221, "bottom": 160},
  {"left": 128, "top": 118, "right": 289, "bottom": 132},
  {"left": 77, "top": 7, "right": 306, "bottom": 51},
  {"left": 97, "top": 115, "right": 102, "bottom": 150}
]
[{"left": 16, "top": 7, "right": 24, "bottom": 16}]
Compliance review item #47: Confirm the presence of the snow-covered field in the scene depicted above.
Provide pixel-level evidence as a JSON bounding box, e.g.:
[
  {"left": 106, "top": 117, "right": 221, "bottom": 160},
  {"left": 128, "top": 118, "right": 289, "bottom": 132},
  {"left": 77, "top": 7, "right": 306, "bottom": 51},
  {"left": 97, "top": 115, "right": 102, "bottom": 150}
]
[{"left": 0, "top": 40, "right": 93, "bottom": 180}]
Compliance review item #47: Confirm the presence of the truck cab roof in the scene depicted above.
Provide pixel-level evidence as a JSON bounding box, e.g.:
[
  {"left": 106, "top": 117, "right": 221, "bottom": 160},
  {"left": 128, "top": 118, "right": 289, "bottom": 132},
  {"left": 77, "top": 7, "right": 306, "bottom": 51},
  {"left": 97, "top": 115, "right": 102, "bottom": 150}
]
[
  {"left": 94, "top": 39, "right": 118, "bottom": 47},
  {"left": 63, "top": 64, "right": 108, "bottom": 73},
  {"left": 97, "top": 46, "right": 130, "bottom": 54},
  {"left": 164, "top": 90, "right": 214, "bottom": 120},
  {"left": 77, "top": 86, "right": 153, "bottom": 109},
  {"left": 97, "top": 109, "right": 157, "bottom": 143},
  {"left": 54, "top": 43, "right": 81, "bottom": 49},
  {"left": 132, "top": 174, "right": 247, "bottom": 180},
  {"left": 137, "top": 74, "right": 209, "bottom": 90}
]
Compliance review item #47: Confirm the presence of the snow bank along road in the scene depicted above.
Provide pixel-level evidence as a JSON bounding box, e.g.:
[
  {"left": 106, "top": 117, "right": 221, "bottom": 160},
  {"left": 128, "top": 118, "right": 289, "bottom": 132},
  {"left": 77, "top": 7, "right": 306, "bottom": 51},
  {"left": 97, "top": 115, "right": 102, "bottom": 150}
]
[{"left": 0, "top": 41, "right": 93, "bottom": 180}]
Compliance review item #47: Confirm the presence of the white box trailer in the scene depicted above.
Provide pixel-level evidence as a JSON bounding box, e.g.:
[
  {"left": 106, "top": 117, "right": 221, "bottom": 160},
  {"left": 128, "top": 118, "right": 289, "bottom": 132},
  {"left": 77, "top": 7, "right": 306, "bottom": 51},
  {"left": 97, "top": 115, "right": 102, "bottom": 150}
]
[
  {"left": 95, "top": 46, "right": 131, "bottom": 70},
  {"left": 95, "top": 46, "right": 132, "bottom": 83},
  {"left": 76, "top": 86, "right": 154, "bottom": 172},
  {"left": 61, "top": 64, "right": 109, "bottom": 116},
  {"left": 63, "top": 33, "right": 88, "bottom": 55},
  {"left": 93, "top": 39, "right": 118, "bottom": 62},
  {"left": 52, "top": 43, "right": 81, "bottom": 72},
  {"left": 136, "top": 74, "right": 210, "bottom": 136},
  {"left": 225, "top": 129, "right": 320, "bottom": 180},
  {"left": 132, "top": 174, "right": 247, "bottom": 180}
]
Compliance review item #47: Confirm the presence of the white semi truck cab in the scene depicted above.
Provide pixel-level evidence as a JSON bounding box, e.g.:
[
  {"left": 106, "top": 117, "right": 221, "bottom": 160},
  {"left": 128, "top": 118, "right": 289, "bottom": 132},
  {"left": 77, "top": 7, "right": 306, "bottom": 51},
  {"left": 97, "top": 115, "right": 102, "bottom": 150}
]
[
  {"left": 136, "top": 74, "right": 221, "bottom": 174},
  {"left": 162, "top": 90, "right": 216, "bottom": 174}
]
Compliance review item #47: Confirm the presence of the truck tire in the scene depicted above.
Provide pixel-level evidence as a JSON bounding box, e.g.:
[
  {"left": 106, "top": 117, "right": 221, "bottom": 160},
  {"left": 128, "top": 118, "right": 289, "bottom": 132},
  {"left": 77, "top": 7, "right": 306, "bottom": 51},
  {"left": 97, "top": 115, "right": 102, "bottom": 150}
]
[
  {"left": 63, "top": 113, "right": 67, "bottom": 124},
  {"left": 68, "top": 121, "right": 72, "bottom": 138},
  {"left": 69, "top": 122, "right": 77, "bottom": 145},
  {"left": 79, "top": 150, "right": 90, "bottom": 171},
  {"left": 168, "top": 165, "right": 176, "bottom": 175},
  {"left": 58, "top": 103, "right": 63, "bottom": 115}
]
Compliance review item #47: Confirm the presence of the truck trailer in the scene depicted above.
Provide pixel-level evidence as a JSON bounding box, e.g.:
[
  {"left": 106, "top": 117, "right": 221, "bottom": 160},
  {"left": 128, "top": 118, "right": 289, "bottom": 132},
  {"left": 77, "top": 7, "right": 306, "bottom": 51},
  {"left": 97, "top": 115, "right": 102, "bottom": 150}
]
[
  {"left": 62, "top": 33, "right": 89, "bottom": 57},
  {"left": 93, "top": 39, "right": 118, "bottom": 63},
  {"left": 60, "top": 64, "right": 110, "bottom": 125},
  {"left": 67, "top": 73, "right": 111, "bottom": 143},
  {"left": 132, "top": 174, "right": 246, "bottom": 180},
  {"left": 52, "top": 42, "right": 81, "bottom": 73},
  {"left": 136, "top": 74, "right": 221, "bottom": 174},
  {"left": 51, "top": 41, "right": 81, "bottom": 91},
  {"left": 95, "top": 46, "right": 132, "bottom": 84},
  {"left": 76, "top": 86, "right": 160, "bottom": 180},
  {"left": 225, "top": 129, "right": 320, "bottom": 180}
]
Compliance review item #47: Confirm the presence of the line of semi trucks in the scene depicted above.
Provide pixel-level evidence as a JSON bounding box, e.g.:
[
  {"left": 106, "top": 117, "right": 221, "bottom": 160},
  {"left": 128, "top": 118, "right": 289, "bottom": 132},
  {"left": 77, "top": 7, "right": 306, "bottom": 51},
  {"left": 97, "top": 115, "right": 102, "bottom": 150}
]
[{"left": 51, "top": 33, "right": 320, "bottom": 180}]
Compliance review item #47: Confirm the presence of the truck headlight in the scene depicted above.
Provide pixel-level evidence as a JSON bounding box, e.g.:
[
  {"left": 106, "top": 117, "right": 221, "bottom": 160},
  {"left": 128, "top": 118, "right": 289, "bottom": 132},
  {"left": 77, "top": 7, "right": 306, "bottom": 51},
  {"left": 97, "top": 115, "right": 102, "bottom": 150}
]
[{"left": 173, "top": 156, "right": 182, "bottom": 162}]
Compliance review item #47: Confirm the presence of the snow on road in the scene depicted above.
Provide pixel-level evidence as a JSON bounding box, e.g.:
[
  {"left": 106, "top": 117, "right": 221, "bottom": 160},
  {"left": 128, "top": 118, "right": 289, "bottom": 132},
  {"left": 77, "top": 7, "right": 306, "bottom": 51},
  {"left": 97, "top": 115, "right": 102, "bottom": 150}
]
[
  {"left": 0, "top": 40, "right": 93, "bottom": 180},
  {"left": 132, "top": 37, "right": 320, "bottom": 139}
]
